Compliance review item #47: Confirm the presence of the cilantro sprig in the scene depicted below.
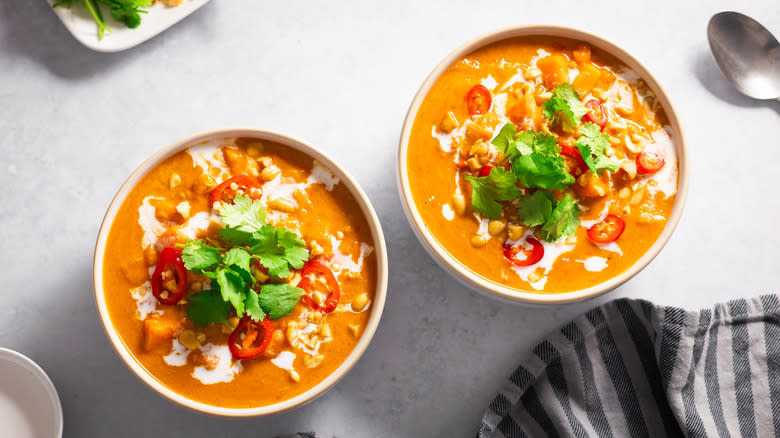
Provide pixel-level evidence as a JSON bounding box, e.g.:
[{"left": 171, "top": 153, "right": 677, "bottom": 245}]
[
  {"left": 181, "top": 195, "right": 310, "bottom": 326},
  {"left": 575, "top": 122, "right": 620, "bottom": 175},
  {"left": 52, "top": 0, "right": 152, "bottom": 40},
  {"left": 464, "top": 167, "right": 522, "bottom": 220},
  {"left": 465, "top": 122, "right": 584, "bottom": 242},
  {"left": 542, "top": 83, "right": 589, "bottom": 133},
  {"left": 513, "top": 191, "right": 581, "bottom": 242}
]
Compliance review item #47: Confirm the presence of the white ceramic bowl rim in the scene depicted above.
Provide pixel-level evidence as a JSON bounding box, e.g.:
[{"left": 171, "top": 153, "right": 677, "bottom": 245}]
[
  {"left": 0, "top": 347, "right": 63, "bottom": 438},
  {"left": 397, "top": 25, "right": 689, "bottom": 305},
  {"left": 93, "top": 128, "right": 388, "bottom": 416}
]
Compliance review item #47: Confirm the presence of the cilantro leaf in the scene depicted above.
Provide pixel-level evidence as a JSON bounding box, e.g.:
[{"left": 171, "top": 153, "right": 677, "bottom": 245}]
[
  {"left": 244, "top": 291, "right": 266, "bottom": 322},
  {"left": 187, "top": 287, "right": 231, "bottom": 327},
  {"left": 216, "top": 268, "right": 246, "bottom": 317},
  {"left": 100, "top": 0, "right": 151, "bottom": 29},
  {"left": 540, "top": 194, "right": 581, "bottom": 241},
  {"left": 219, "top": 227, "right": 254, "bottom": 246},
  {"left": 542, "top": 83, "right": 589, "bottom": 133},
  {"left": 464, "top": 167, "right": 523, "bottom": 220},
  {"left": 492, "top": 123, "right": 516, "bottom": 153},
  {"left": 223, "top": 248, "right": 253, "bottom": 282},
  {"left": 516, "top": 191, "right": 557, "bottom": 227},
  {"left": 217, "top": 195, "right": 266, "bottom": 233},
  {"left": 250, "top": 225, "right": 310, "bottom": 278},
  {"left": 275, "top": 228, "right": 309, "bottom": 271},
  {"left": 258, "top": 284, "right": 305, "bottom": 320},
  {"left": 509, "top": 131, "right": 574, "bottom": 190},
  {"left": 576, "top": 122, "right": 620, "bottom": 175},
  {"left": 493, "top": 123, "right": 533, "bottom": 163},
  {"left": 181, "top": 239, "right": 222, "bottom": 271}
]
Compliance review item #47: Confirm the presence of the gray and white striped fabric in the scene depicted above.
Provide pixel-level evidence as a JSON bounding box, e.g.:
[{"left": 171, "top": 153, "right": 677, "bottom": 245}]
[{"left": 478, "top": 295, "right": 780, "bottom": 438}]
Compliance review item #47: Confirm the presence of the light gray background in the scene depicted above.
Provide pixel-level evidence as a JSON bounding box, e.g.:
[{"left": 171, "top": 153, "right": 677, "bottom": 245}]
[{"left": 1, "top": 1, "right": 778, "bottom": 437}]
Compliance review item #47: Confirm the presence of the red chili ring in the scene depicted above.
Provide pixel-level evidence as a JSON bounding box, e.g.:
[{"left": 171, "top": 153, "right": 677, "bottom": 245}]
[
  {"left": 228, "top": 316, "right": 274, "bottom": 360},
  {"left": 503, "top": 237, "right": 544, "bottom": 267},
  {"left": 299, "top": 258, "right": 341, "bottom": 313},
  {"left": 151, "top": 247, "right": 187, "bottom": 305}
]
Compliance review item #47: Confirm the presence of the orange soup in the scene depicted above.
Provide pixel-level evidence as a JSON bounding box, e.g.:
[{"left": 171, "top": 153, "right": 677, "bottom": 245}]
[
  {"left": 407, "top": 37, "right": 678, "bottom": 293},
  {"left": 103, "top": 137, "right": 377, "bottom": 408}
]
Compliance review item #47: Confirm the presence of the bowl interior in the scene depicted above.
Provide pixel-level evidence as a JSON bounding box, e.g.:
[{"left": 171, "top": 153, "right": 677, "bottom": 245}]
[
  {"left": 93, "top": 128, "right": 388, "bottom": 416},
  {"left": 0, "top": 348, "right": 63, "bottom": 438},
  {"left": 397, "top": 25, "right": 688, "bottom": 305}
]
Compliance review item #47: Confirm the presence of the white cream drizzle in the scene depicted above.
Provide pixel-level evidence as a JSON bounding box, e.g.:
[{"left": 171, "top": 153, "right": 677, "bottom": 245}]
[
  {"left": 192, "top": 344, "right": 242, "bottom": 384},
  {"left": 476, "top": 216, "right": 490, "bottom": 239},
  {"left": 164, "top": 339, "right": 190, "bottom": 366},
  {"left": 431, "top": 125, "right": 457, "bottom": 153},
  {"left": 442, "top": 204, "right": 454, "bottom": 220},
  {"left": 130, "top": 282, "right": 159, "bottom": 320},
  {"left": 508, "top": 230, "right": 576, "bottom": 290},
  {"left": 329, "top": 236, "right": 373, "bottom": 277},
  {"left": 270, "top": 351, "right": 296, "bottom": 371},
  {"left": 179, "top": 212, "right": 213, "bottom": 240},
  {"left": 492, "top": 93, "right": 508, "bottom": 118},
  {"left": 481, "top": 74, "right": 498, "bottom": 90},
  {"left": 138, "top": 196, "right": 166, "bottom": 249},
  {"left": 187, "top": 141, "right": 230, "bottom": 180},
  {"left": 499, "top": 71, "right": 531, "bottom": 91},
  {"left": 581, "top": 256, "right": 608, "bottom": 272},
  {"left": 307, "top": 161, "right": 339, "bottom": 191}
]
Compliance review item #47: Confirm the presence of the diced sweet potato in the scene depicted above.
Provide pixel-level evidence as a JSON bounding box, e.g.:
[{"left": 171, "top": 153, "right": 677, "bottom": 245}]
[
  {"left": 572, "top": 63, "right": 602, "bottom": 95},
  {"left": 577, "top": 172, "right": 610, "bottom": 199},
  {"left": 223, "top": 147, "right": 259, "bottom": 177},
  {"left": 150, "top": 199, "right": 184, "bottom": 224},
  {"left": 573, "top": 45, "right": 592, "bottom": 63},
  {"left": 121, "top": 258, "right": 148, "bottom": 286},
  {"left": 537, "top": 55, "right": 569, "bottom": 88},
  {"left": 143, "top": 317, "right": 182, "bottom": 352}
]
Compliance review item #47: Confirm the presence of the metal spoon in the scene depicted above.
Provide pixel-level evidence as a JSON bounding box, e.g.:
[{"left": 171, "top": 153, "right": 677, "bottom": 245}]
[{"left": 707, "top": 11, "right": 780, "bottom": 100}]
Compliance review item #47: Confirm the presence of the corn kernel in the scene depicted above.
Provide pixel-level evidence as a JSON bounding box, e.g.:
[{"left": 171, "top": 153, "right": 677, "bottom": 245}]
[
  {"left": 451, "top": 193, "right": 466, "bottom": 216},
  {"left": 260, "top": 165, "right": 281, "bottom": 181},
  {"left": 169, "top": 173, "right": 181, "bottom": 189},
  {"left": 269, "top": 197, "right": 296, "bottom": 213},
  {"left": 507, "top": 225, "right": 525, "bottom": 241},
  {"left": 488, "top": 220, "right": 506, "bottom": 236},
  {"left": 178, "top": 330, "right": 201, "bottom": 350},
  {"left": 352, "top": 293, "right": 369, "bottom": 311},
  {"left": 439, "top": 111, "right": 459, "bottom": 133},
  {"left": 246, "top": 141, "right": 264, "bottom": 157}
]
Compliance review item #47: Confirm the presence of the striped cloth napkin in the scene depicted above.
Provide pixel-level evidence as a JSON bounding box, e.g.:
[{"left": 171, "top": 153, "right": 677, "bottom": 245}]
[{"left": 478, "top": 295, "right": 780, "bottom": 437}]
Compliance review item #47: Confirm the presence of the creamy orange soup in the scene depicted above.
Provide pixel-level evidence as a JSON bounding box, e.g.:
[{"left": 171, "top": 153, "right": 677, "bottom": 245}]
[
  {"left": 103, "top": 137, "right": 377, "bottom": 408},
  {"left": 407, "top": 37, "right": 678, "bottom": 293}
]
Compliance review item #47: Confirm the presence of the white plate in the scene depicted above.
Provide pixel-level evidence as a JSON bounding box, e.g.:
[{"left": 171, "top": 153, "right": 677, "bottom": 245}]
[
  {"left": 0, "top": 348, "right": 63, "bottom": 438},
  {"left": 48, "top": 0, "right": 211, "bottom": 52}
]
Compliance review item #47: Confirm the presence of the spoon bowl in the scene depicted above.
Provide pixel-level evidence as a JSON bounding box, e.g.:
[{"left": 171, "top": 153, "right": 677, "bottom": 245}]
[{"left": 707, "top": 11, "right": 780, "bottom": 100}]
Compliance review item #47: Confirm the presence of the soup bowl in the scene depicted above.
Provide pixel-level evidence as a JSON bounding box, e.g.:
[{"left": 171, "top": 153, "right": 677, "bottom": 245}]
[
  {"left": 94, "top": 128, "right": 388, "bottom": 416},
  {"left": 398, "top": 25, "right": 688, "bottom": 304}
]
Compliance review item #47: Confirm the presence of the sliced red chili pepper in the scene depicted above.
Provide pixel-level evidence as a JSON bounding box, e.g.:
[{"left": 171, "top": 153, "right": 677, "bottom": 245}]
[
  {"left": 465, "top": 84, "right": 492, "bottom": 116},
  {"left": 299, "top": 258, "right": 341, "bottom": 313},
  {"left": 228, "top": 317, "right": 274, "bottom": 360},
  {"left": 151, "top": 247, "right": 187, "bottom": 305},
  {"left": 209, "top": 175, "right": 263, "bottom": 206},
  {"left": 503, "top": 237, "right": 544, "bottom": 267},
  {"left": 560, "top": 145, "right": 589, "bottom": 176},
  {"left": 587, "top": 215, "right": 626, "bottom": 244},
  {"left": 636, "top": 151, "right": 665, "bottom": 174},
  {"left": 583, "top": 99, "right": 607, "bottom": 129},
  {"left": 478, "top": 165, "right": 493, "bottom": 177}
]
